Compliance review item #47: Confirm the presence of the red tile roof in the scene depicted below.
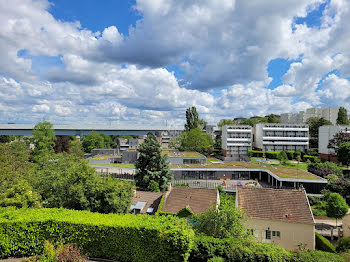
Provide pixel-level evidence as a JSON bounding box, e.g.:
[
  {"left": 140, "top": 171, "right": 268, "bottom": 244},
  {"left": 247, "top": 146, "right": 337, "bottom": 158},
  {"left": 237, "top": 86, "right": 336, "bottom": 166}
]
[
  {"left": 237, "top": 187, "right": 314, "bottom": 224},
  {"left": 162, "top": 187, "right": 218, "bottom": 214}
]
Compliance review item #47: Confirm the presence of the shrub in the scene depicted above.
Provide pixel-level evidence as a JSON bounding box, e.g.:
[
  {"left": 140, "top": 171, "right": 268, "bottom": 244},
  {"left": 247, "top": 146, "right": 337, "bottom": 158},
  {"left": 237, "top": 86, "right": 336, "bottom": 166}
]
[
  {"left": 248, "top": 150, "right": 264, "bottom": 158},
  {"left": 308, "top": 162, "right": 343, "bottom": 177},
  {"left": 265, "top": 152, "right": 280, "bottom": 159},
  {"left": 208, "top": 257, "right": 225, "bottom": 262},
  {"left": 336, "top": 237, "right": 350, "bottom": 253},
  {"left": 315, "top": 232, "right": 335, "bottom": 253},
  {"left": 0, "top": 207, "right": 194, "bottom": 262},
  {"left": 303, "top": 155, "right": 320, "bottom": 163},
  {"left": 294, "top": 250, "right": 345, "bottom": 262},
  {"left": 286, "top": 151, "right": 294, "bottom": 160}
]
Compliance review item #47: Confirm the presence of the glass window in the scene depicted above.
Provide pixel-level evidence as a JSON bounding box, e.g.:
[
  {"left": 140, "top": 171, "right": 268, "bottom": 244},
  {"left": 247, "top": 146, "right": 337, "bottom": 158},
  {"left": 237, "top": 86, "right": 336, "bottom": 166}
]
[
  {"left": 272, "top": 231, "right": 280, "bottom": 238},
  {"left": 266, "top": 229, "right": 271, "bottom": 239}
]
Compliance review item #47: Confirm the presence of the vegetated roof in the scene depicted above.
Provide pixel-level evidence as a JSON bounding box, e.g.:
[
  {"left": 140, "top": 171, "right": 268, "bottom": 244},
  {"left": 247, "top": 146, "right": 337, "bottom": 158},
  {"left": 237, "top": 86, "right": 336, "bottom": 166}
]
[
  {"left": 237, "top": 187, "right": 314, "bottom": 224},
  {"left": 170, "top": 161, "right": 323, "bottom": 180},
  {"left": 164, "top": 151, "right": 205, "bottom": 158},
  {"left": 131, "top": 191, "right": 163, "bottom": 214},
  {"left": 162, "top": 187, "right": 218, "bottom": 214}
]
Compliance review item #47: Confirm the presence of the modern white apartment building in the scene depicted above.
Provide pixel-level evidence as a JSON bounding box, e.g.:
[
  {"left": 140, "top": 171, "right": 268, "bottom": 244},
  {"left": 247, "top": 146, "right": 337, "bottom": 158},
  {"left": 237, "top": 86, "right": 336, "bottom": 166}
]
[
  {"left": 319, "top": 125, "right": 350, "bottom": 157},
  {"left": 254, "top": 124, "right": 309, "bottom": 152},
  {"left": 280, "top": 107, "right": 339, "bottom": 125},
  {"left": 222, "top": 125, "right": 252, "bottom": 160}
]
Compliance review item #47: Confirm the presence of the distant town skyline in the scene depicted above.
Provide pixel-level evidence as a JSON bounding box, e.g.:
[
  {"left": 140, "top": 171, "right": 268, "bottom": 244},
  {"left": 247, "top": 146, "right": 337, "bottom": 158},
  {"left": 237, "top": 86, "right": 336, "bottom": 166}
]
[{"left": 1, "top": 0, "right": 350, "bottom": 126}]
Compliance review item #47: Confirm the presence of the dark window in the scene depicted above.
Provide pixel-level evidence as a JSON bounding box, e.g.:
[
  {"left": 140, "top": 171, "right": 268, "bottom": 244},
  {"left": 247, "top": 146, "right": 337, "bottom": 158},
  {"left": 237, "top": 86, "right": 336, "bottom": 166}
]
[
  {"left": 266, "top": 229, "right": 271, "bottom": 239},
  {"left": 272, "top": 231, "right": 281, "bottom": 238}
]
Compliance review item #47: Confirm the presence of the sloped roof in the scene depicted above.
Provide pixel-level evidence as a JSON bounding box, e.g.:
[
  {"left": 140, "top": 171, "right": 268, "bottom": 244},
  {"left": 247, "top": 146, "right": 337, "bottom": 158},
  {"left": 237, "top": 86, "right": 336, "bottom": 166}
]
[
  {"left": 162, "top": 187, "right": 218, "bottom": 214},
  {"left": 131, "top": 191, "right": 163, "bottom": 214},
  {"left": 237, "top": 187, "right": 314, "bottom": 224}
]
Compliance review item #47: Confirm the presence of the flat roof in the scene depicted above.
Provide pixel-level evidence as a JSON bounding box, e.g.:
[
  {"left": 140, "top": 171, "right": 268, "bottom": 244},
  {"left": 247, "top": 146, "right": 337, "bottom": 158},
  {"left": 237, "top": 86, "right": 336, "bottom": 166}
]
[
  {"left": 164, "top": 151, "right": 205, "bottom": 158},
  {"left": 170, "top": 161, "right": 325, "bottom": 181}
]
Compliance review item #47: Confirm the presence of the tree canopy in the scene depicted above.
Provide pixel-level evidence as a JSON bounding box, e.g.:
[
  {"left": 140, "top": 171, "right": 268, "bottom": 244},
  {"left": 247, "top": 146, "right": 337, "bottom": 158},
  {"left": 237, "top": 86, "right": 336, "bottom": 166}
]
[
  {"left": 82, "top": 131, "right": 113, "bottom": 153},
  {"left": 185, "top": 106, "right": 200, "bottom": 131},
  {"left": 306, "top": 117, "right": 332, "bottom": 138},
  {"left": 31, "top": 122, "right": 56, "bottom": 163},
  {"left": 337, "top": 142, "right": 350, "bottom": 166},
  {"left": 326, "top": 193, "right": 349, "bottom": 225},
  {"left": 328, "top": 131, "right": 350, "bottom": 153},
  {"left": 337, "top": 107, "right": 350, "bottom": 125},
  {"left": 135, "top": 133, "right": 172, "bottom": 191},
  {"left": 217, "top": 119, "right": 235, "bottom": 129}
]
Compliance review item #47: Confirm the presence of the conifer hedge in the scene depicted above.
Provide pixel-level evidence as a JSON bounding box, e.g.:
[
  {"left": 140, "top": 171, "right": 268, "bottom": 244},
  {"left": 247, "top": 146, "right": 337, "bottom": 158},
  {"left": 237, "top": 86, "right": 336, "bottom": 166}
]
[{"left": 0, "top": 207, "right": 194, "bottom": 262}]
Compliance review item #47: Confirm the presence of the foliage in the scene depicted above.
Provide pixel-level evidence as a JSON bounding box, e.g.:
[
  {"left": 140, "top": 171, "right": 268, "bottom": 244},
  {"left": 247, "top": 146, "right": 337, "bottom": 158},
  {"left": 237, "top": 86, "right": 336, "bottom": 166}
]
[
  {"left": 239, "top": 117, "right": 268, "bottom": 127},
  {"left": 308, "top": 195, "right": 328, "bottom": 216},
  {"left": 337, "top": 142, "right": 350, "bottom": 166},
  {"left": 248, "top": 150, "right": 282, "bottom": 159},
  {"left": 308, "top": 162, "right": 343, "bottom": 177},
  {"left": 295, "top": 151, "right": 302, "bottom": 163},
  {"left": 180, "top": 127, "right": 214, "bottom": 155},
  {"left": 325, "top": 193, "right": 349, "bottom": 221},
  {"left": 0, "top": 135, "right": 15, "bottom": 143},
  {"left": 294, "top": 250, "right": 345, "bottom": 262},
  {"left": 306, "top": 117, "right": 333, "bottom": 139},
  {"left": 34, "top": 153, "right": 134, "bottom": 213},
  {"left": 69, "top": 140, "right": 84, "bottom": 158},
  {"left": 315, "top": 232, "right": 336, "bottom": 253},
  {"left": 54, "top": 136, "right": 72, "bottom": 154},
  {"left": 135, "top": 133, "right": 172, "bottom": 191},
  {"left": 31, "top": 122, "right": 56, "bottom": 163},
  {"left": 217, "top": 119, "right": 235, "bottom": 129},
  {"left": 326, "top": 177, "right": 350, "bottom": 205},
  {"left": 303, "top": 155, "right": 320, "bottom": 163},
  {"left": 337, "top": 107, "right": 350, "bottom": 125},
  {"left": 147, "top": 180, "right": 160, "bottom": 192},
  {"left": 195, "top": 193, "right": 248, "bottom": 239},
  {"left": 0, "top": 207, "right": 195, "bottom": 262},
  {"left": 279, "top": 151, "right": 288, "bottom": 165},
  {"left": 267, "top": 114, "right": 280, "bottom": 123},
  {"left": 328, "top": 132, "right": 350, "bottom": 153},
  {"left": 336, "top": 237, "right": 350, "bottom": 253},
  {"left": 24, "top": 241, "right": 88, "bottom": 262},
  {"left": 177, "top": 207, "right": 194, "bottom": 218},
  {"left": 82, "top": 131, "right": 111, "bottom": 153},
  {"left": 185, "top": 106, "right": 200, "bottom": 131}
]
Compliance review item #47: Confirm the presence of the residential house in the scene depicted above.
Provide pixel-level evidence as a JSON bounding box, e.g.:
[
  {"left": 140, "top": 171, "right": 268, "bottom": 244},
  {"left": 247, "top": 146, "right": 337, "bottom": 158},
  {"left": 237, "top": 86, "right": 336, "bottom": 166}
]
[
  {"left": 236, "top": 187, "right": 315, "bottom": 250},
  {"left": 130, "top": 191, "right": 163, "bottom": 215}
]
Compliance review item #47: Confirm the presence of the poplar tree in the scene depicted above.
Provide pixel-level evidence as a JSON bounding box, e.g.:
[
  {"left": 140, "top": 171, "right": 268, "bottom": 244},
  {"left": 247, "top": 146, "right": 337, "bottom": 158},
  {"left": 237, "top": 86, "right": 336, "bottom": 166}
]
[{"left": 337, "top": 107, "right": 350, "bottom": 125}]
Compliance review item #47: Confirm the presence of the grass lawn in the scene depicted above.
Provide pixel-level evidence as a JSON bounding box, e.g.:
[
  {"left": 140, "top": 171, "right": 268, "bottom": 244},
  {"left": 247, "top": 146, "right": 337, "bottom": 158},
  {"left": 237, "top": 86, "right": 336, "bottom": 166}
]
[
  {"left": 270, "top": 162, "right": 308, "bottom": 171},
  {"left": 90, "top": 155, "right": 119, "bottom": 160},
  {"left": 103, "top": 163, "right": 135, "bottom": 168},
  {"left": 206, "top": 158, "right": 219, "bottom": 163}
]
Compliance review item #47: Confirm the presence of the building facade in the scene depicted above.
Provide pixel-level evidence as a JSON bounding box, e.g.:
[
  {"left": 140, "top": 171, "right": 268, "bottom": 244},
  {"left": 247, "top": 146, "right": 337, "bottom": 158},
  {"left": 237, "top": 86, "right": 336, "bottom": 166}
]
[
  {"left": 254, "top": 124, "right": 309, "bottom": 152},
  {"left": 222, "top": 125, "right": 252, "bottom": 161},
  {"left": 280, "top": 107, "right": 339, "bottom": 125},
  {"left": 319, "top": 125, "right": 350, "bottom": 159}
]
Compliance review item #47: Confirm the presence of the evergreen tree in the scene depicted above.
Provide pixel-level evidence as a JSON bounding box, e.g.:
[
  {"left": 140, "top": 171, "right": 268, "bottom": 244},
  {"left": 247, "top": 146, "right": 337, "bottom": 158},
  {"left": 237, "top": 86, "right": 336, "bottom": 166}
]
[
  {"left": 185, "top": 106, "right": 200, "bottom": 131},
  {"left": 135, "top": 133, "right": 172, "bottom": 191},
  {"left": 337, "top": 107, "right": 350, "bottom": 125}
]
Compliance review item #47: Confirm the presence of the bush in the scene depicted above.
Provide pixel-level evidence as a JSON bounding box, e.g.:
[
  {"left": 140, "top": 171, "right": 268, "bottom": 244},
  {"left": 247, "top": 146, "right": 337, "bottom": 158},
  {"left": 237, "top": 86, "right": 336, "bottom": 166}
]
[
  {"left": 303, "top": 155, "right": 320, "bottom": 163},
  {"left": 248, "top": 150, "right": 264, "bottom": 158},
  {"left": 336, "top": 237, "right": 350, "bottom": 253},
  {"left": 285, "top": 151, "right": 294, "bottom": 160},
  {"left": 265, "top": 152, "right": 280, "bottom": 160},
  {"left": 308, "top": 162, "right": 343, "bottom": 177},
  {"left": 294, "top": 250, "right": 345, "bottom": 262},
  {"left": 0, "top": 207, "right": 194, "bottom": 262},
  {"left": 315, "top": 232, "right": 335, "bottom": 253}
]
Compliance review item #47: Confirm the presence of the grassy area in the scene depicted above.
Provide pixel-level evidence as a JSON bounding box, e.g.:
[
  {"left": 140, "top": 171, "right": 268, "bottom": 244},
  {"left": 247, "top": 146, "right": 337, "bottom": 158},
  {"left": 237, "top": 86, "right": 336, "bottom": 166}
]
[
  {"left": 170, "top": 161, "right": 322, "bottom": 180},
  {"left": 162, "top": 150, "right": 204, "bottom": 158},
  {"left": 103, "top": 163, "right": 135, "bottom": 168},
  {"left": 207, "top": 158, "right": 219, "bottom": 163},
  {"left": 91, "top": 155, "right": 119, "bottom": 160},
  {"left": 270, "top": 162, "right": 308, "bottom": 171}
]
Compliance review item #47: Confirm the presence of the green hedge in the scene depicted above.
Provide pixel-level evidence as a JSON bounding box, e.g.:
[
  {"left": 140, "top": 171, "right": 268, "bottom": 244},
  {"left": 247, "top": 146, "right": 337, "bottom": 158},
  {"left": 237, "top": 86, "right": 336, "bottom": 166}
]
[
  {"left": 315, "top": 232, "right": 335, "bottom": 253},
  {"left": 189, "top": 236, "right": 345, "bottom": 262},
  {"left": 0, "top": 207, "right": 194, "bottom": 262},
  {"left": 248, "top": 150, "right": 264, "bottom": 157},
  {"left": 265, "top": 152, "right": 280, "bottom": 159},
  {"left": 336, "top": 237, "right": 350, "bottom": 253},
  {"left": 303, "top": 155, "right": 320, "bottom": 163}
]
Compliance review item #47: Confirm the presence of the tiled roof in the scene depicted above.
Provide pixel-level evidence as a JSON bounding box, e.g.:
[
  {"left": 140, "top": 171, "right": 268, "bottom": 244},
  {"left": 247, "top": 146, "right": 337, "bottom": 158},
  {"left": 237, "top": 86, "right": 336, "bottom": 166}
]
[
  {"left": 237, "top": 187, "right": 314, "bottom": 224},
  {"left": 131, "top": 191, "right": 163, "bottom": 214},
  {"left": 162, "top": 187, "right": 218, "bottom": 214}
]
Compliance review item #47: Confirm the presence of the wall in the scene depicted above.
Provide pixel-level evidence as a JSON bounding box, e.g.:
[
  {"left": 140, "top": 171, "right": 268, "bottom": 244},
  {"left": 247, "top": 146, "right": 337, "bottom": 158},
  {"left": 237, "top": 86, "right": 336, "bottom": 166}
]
[
  {"left": 343, "top": 214, "right": 350, "bottom": 238},
  {"left": 243, "top": 218, "right": 315, "bottom": 250}
]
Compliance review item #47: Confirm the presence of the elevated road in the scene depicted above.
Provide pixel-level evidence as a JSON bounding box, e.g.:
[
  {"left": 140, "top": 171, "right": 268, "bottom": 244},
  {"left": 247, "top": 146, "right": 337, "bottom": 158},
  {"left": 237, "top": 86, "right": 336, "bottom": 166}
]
[{"left": 0, "top": 124, "right": 183, "bottom": 136}]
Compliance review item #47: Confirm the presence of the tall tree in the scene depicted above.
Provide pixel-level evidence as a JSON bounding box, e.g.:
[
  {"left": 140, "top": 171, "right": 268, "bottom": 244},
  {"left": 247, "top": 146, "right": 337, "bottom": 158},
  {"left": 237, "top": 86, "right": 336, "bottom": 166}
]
[
  {"left": 306, "top": 117, "right": 332, "bottom": 148},
  {"left": 82, "top": 131, "right": 106, "bottom": 153},
  {"left": 185, "top": 106, "right": 200, "bottom": 131},
  {"left": 337, "top": 107, "right": 350, "bottom": 125},
  {"left": 54, "top": 136, "right": 72, "bottom": 153},
  {"left": 326, "top": 193, "right": 349, "bottom": 226},
  {"left": 181, "top": 127, "right": 214, "bottom": 155},
  {"left": 337, "top": 142, "right": 350, "bottom": 167},
  {"left": 135, "top": 133, "right": 172, "bottom": 191},
  {"left": 328, "top": 131, "right": 350, "bottom": 154},
  {"left": 217, "top": 119, "right": 235, "bottom": 129},
  {"left": 31, "top": 122, "right": 56, "bottom": 163}
]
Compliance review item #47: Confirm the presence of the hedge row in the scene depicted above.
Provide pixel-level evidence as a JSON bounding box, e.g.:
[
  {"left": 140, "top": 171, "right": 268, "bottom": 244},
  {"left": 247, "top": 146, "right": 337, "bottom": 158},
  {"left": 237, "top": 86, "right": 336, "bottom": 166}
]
[
  {"left": 248, "top": 150, "right": 305, "bottom": 160},
  {"left": 0, "top": 207, "right": 194, "bottom": 262},
  {"left": 189, "top": 236, "right": 345, "bottom": 262},
  {"left": 303, "top": 155, "right": 320, "bottom": 163},
  {"left": 315, "top": 232, "right": 336, "bottom": 253}
]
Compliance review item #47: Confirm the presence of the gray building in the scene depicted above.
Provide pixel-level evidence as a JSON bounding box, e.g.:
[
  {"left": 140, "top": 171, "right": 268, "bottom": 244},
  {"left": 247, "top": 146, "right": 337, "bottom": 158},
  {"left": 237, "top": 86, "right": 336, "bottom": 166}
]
[
  {"left": 280, "top": 107, "right": 340, "bottom": 125},
  {"left": 254, "top": 124, "right": 309, "bottom": 152},
  {"left": 318, "top": 125, "right": 350, "bottom": 158},
  {"left": 222, "top": 125, "right": 252, "bottom": 161}
]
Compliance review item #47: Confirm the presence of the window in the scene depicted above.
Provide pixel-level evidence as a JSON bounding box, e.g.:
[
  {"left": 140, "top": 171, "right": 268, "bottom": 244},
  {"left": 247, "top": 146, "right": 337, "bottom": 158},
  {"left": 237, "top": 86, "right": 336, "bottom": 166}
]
[
  {"left": 265, "top": 229, "right": 271, "bottom": 239},
  {"left": 272, "top": 231, "right": 281, "bottom": 238}
]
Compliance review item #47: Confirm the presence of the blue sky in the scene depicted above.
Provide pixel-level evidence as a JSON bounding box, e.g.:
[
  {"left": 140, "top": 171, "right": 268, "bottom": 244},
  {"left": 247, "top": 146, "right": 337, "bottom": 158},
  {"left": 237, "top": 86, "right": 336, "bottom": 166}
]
[{"left": 1, "top": 0, "right": 350, "bottom": 125}]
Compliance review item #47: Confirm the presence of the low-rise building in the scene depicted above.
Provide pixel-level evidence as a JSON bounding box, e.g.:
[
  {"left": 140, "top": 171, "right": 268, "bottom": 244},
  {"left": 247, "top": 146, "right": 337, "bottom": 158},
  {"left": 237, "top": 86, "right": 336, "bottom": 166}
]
[
  {"left": 130, "top": 191, "right": 163, "bottom": 215},
  {"left": 165, "top": 150, "right": 206, "bottom": 165},
  {"left": 319, "top": 125, "right": 350, "bottom": 161},
  {"left": 236, "top": 187, "right": 315, "bottom": 250},
  {"left": 222, "top": 125, "right": 252, "bottom": 161},
  {"left": 254, "top": 123, "right": 309, "bottom": 152}
]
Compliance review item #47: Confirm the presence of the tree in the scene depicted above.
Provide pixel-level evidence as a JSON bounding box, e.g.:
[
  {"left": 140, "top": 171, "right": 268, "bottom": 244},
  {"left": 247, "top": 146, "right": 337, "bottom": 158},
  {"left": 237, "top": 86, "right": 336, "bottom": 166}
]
[
  {"left": 69, "top": 140, "right": 85, "bottom": 158},
  {"left": 82, "top": 131, "right": 106, "bottom": 153},
  {"left": 306, "top": 117, "right": 332, "bottom": 148},
  {"left": 328, "top": 131, "right": 350, "bottom": 153},
  {"left": 31, "top": 122, "right": 56, "bottom": 164},
  {"left": 337, "top": 142, "right": 350, "bottom": 167},
  {"left": 295, "top": 151, "right": 302, "bottom": 165},
  {"left": 181, "top": 127, "right": 214, "bottom": 155},
  {"left": 279, "top": 151, "right": 288, "bottom": 165},
  {"left": 0, "top": 135, "right": 15, "bottom": 143},
  {"left": 326, "top": 193, "right": 349, "bottom": 226},
  {"left": 337, "top": 107, "right": 350, "bottom": 125},
  {"left": 217, "top": 119, "right": 235, "bottom": 129},
  {"left": 135, "top": 133, "right": 172, "bottom": 191},
  {"left": 267, "top": 114, "right": 280, "bottom": 123},
  {"left": 54, "top": 136, "right": 72, "bottom": 153},
  {"left": 185, "top": 106, "right": 200, "bottom": 131}
]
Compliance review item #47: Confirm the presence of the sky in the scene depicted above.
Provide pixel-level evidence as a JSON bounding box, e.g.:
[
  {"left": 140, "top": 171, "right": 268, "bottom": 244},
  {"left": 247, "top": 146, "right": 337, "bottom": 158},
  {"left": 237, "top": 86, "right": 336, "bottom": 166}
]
[{"left": 1, "top": 0, "right": 350, "bottom": 126}]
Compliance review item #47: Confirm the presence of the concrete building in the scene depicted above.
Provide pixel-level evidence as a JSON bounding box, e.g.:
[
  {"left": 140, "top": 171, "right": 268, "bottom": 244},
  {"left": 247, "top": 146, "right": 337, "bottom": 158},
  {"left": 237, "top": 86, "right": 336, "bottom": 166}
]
[
  {"left": 156, "top": 130, "right": 182, "bottom": 149},
  {"left": 222, "top": 125, "right": 252, "bottom": 161},
  {"left": 280, "top": 107, "right": 339, "bottom": 125},
  {"left": 254, "top": 124, "right": 309, "bottom": 152},
  {"left": 237, "top": 187, "right": 315, "bottom": 250},
  {"left": 319, "top": 125, "right": 350, "bottom": 160}
]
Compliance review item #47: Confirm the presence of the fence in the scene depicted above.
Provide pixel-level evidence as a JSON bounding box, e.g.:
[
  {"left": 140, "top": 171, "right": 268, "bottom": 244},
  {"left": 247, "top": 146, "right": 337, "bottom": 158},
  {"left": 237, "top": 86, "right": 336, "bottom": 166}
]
[{"left": 172, "top": 179, "right": 237, "bottom": 191}]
